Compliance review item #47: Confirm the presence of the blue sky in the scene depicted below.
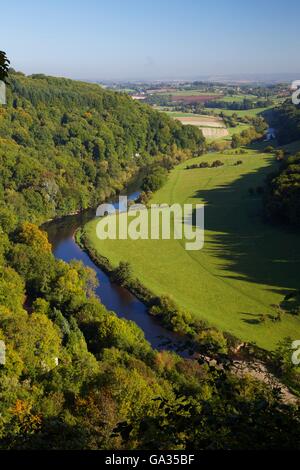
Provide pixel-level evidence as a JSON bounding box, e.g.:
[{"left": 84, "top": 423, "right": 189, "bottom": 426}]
[{"left": 2, "top": 0, "right": 300, "bottom": 79}]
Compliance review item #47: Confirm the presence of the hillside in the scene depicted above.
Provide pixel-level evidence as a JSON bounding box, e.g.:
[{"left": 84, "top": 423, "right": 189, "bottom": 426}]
[
  {"left": 0, "top": 72, "right": 204, "bottom": 224},
  {"left": 273, "top": 101, "right": 300, "bottom": 145},
  {"left": 0, "top": 73, "right": 299, "bottom": 450}
]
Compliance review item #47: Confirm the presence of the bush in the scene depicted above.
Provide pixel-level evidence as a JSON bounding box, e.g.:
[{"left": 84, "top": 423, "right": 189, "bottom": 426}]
[
  {"left": 199, "top": 161, "right": 210, "bottom": 168},
  {"left": 275, "top": 149, "right": 284, "bottom": 161},
  {"left": 186, "top": 160, "right": 224, "bottom": 170},
  {"left": 211, "top": 160, "right": 224, "bottom": 168},
  {"left": 149, "top": 295, "right": 193, "bottom": 335},
  {"left": 141, "top": 166, "right": 168, "bottom": 192},
  {"left": 194, "top": 328, "right": 228, "bottom": 355},
  {"left": 111, "top": 261, "right": 133, "bottom": 286},
  {"left": 136, "top": 191, "right": 152, "bottom": 205},
  {"left": 264, "top": 145, "right": 275, "bottom": 153}
]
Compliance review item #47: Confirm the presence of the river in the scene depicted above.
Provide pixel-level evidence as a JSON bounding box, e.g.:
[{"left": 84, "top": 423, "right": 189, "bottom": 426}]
[{"left": 43, "top": 192, "right": 185, "bottom": 351}]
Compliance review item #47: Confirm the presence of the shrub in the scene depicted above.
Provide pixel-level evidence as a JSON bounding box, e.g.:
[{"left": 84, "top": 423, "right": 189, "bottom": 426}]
[
  {"left": 141, "top": 167, "right": 168, "bottom": 192},
  {"left": 149, "top": 295, "right": 193, "bottom": 335},
  {"left": 211, "top": 160, "right": 224, "bottom": 168},
  {"left": 194, "top": 328, "right": 228, "bottom": 355},
  {"left": 111, "top": 261, "right": 133, "bottom": 286}
]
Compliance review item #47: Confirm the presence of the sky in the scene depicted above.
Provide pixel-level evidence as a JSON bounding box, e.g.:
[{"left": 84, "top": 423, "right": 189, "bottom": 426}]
[{"left": 2, "top": 0, "right": 300, "bottom": 80}]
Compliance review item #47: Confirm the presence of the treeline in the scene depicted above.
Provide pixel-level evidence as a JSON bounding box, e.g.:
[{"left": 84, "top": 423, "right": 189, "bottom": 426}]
[
  {"left": 141, "top": 147, "right": 195, "bottom": 192},
  {"left": 263, "top": 101, "right": 300, "bottom": 226},
  {"left": 265, "top": 153, "right": 300, "bottom": 227},
  {"left": 231, "top": 116, "right": 267, "bottom": 148},
  {"left": 186, "top": 160, "right": 224, "bottom": 169},
  {"left": 0, "top": 71, "right": 205, "bottom": 225},
  {"left": 273, "top": 101, "right": 300, "bottom": 144}
]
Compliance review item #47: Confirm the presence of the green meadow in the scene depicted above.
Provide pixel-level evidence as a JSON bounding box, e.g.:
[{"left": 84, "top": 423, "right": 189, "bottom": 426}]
[
  {"left": 213, "top": 107, "right": 271, "bottom": 118},
  {"left": 84, "top": 151, "right": 300, "bottom": 350},
  {"left": 155, "top": 90, "right": 221, "bottom": 96},
  {"left": 217, "top": 94, "right": 257, "bottom": 102},
  {"left": 161, "top": 106, "right": 268, "bottom": 119},
  {"left": 164, "top": 111, "right": 207, "bottom": 118}
]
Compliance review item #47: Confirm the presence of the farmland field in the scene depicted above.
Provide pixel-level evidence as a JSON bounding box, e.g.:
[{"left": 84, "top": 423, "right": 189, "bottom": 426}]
[
  {"left": 171, "top": 94, "right": 219, "bottom": 103},
  {"left": 167, "top": 113, "right": 225, "bottom": 128},
  {"left": 152, "top": 89, "right": 222, "bottom": 97},
  {"left": 217, "top": 94, "right": 256, "bottom": 102},
  {"left": 212, "top": 107, "right": 272, "bottom": 118},
  {"left": 210, "top": 99, "right": 283, "bottom": 118},
  {"left": 166, "top": 112, "right": 229, "bottom": 138},
  {"left": 84, "top": 151, "right": 300, "bottom": 350}
]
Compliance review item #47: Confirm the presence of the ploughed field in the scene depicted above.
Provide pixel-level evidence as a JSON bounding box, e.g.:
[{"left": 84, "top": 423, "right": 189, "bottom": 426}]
[
  {"left": 84, "top": 151, "right": 300, "bottom": 350},
  {"left": 166, "top": 112, "right": 230, "bottom": 139}
]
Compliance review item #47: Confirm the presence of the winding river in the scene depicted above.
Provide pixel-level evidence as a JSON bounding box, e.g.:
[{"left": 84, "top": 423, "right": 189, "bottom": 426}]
[{"left": 43, "top": 192, "right": 184, "bottom": 351}]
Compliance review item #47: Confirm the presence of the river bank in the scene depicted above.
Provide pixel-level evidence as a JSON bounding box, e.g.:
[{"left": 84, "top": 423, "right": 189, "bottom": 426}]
[
  {"left": 75, "top": 222, "right": 299, "bottom": 403},
  {"left": 43, "top": 192, "right": 187, "bottom": 352}
]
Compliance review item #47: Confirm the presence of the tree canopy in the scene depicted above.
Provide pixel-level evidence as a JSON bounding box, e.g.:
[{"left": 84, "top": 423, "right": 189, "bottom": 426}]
[{"left": 0, "top": 67, "right": 299, "bottom": 450}]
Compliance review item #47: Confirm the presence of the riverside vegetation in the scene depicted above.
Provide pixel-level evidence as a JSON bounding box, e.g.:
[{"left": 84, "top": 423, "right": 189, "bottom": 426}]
[{"left": 82, "top": 100, "right": 300, "bottom": 397}]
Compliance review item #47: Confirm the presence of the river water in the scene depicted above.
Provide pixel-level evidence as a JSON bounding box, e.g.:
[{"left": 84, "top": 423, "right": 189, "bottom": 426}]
[{"left": 43, "top": 193, "right": 184, "bottom": 351}]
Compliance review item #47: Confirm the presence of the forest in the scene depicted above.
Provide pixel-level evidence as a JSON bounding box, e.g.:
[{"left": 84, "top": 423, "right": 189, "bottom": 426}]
[
  {"left": 0, "top": 71, "right": 204, "bottom": 225},
  {"left": 1, "top": 220, "right": 300, "bottom": 449},
  {"left": 265, "top": 101, "right": 300, "bottom": 226},
  {"left": 273, "top": 101, "right": 300, "bottom": 145},
  {"left": 265, "top": 152, "right": 300, "bottom": 226},
  {"left": 206, "top": 98, "right": 273, "bottom": 111}
]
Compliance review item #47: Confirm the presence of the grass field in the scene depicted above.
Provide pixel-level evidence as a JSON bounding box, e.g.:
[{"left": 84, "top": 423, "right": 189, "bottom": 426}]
[
  {"left": 84, "top": 151, "right": 300, "bottom": 350},
  {"left": 210, "top": 98, "right": 284, "bottom": 118},
  {"left": 212, "top": 107, "right": 271, "bottom": 118},
  {"left": 162, "top": 106, "right": 269, "bottom": 120},
  {"left": 165, "top": 111, "right": 223, "bottom": 123},
  {"left": 215, "top": 94, "right": 256, "bottom": 102},
  {"left": 163, "top": 109, "right": 263, "bottom": 141},
  {"left": 226, "top": 123, "right": 251, "bottom": 136}
]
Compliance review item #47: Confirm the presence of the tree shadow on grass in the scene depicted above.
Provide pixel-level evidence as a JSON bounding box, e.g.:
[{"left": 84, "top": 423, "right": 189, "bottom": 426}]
[
  {"left": 191, "top": 156, "right": 300, "bottom": 302},
  {"left": 241, "top": 312, "right": 262, "bottom": 325}
]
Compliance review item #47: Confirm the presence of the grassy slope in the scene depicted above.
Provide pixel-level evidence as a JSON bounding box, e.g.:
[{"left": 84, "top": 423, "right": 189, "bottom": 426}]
[
  {"left": 165, "top": 111, "right": 221, "bottom": 119},
  {"left": 219, "top": 94, "right": 256, "bottom": 102},
  {"left": 84, "top": 151, "right": 300, "bottom": 350},
  {"left": 213, "top": 107, "right": 271, "bottom": 118}
]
